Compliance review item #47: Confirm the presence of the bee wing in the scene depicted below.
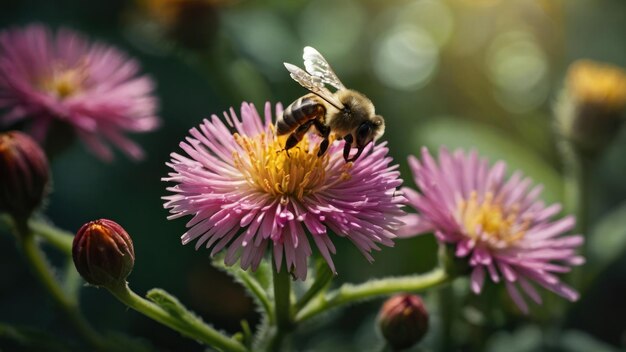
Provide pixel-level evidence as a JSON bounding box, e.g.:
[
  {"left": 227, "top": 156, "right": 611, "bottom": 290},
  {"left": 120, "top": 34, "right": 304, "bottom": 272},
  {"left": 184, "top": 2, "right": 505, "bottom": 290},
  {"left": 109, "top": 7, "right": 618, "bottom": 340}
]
[
  {"left": 284, "top": 62, "right": 344, "bottom": 109},
  {"left": 302, "top": 46, "right": 346, "bottom": 91}
]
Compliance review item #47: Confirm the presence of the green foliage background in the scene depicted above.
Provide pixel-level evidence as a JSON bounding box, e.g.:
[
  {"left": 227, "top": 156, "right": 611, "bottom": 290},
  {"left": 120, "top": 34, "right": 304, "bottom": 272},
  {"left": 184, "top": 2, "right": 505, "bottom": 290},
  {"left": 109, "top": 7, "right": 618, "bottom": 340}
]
[{"left": 1, "top": 0, "right": 625, "bottom": 350}]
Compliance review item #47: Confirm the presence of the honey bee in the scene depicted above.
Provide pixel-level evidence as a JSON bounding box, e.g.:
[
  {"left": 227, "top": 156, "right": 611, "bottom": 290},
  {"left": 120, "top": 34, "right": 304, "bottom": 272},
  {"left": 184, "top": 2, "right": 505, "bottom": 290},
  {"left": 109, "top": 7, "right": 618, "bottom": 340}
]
[{"left": 277, "top": 46, "right": 385, "bottom": 162}]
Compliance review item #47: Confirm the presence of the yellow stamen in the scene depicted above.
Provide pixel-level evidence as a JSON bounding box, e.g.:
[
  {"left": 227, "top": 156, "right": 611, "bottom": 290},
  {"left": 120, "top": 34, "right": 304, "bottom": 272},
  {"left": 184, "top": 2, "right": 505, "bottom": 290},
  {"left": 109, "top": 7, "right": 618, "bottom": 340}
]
[
  {"left": 457, "top": 191, "right": 529, "bottom": 246},
  {"left": 232, "top": 127, "right": 352, "bottom": 201},
  {"left": 40, "top": 63, "right": 88, "bottom": 99}
]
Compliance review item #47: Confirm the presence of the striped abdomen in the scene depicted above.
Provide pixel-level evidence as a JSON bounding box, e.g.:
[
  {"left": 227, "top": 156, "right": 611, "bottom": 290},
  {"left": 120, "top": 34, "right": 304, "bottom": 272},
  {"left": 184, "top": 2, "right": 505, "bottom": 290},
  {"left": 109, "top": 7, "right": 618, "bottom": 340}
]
[{"left": 276, "top": 94, "right": 326, "bottom": 135}]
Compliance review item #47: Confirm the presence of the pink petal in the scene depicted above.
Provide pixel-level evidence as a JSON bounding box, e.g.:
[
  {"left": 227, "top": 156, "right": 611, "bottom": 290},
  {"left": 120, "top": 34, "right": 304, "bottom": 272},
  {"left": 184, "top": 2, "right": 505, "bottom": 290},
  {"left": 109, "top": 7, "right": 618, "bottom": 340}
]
[{"left": 396, "top": 214, "right": 433, "bottom": 238}]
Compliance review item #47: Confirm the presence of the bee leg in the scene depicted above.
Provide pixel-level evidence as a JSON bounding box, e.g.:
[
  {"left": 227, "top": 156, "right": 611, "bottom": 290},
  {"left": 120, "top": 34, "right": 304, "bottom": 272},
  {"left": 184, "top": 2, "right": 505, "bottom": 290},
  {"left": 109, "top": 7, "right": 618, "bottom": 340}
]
[
  {"left": 312, "top": 119, "right": 330, "bottom": 137},
  {"left": 346, "top": 145, "right": 365, "bottom": 162},
  {"left": 317, "top": 138, "right": 329, "bottom": 157},
  {"left": 312, "top": 119, "right": 331, "bottom": 157},
  {"left": 281, "top": 120, "right": 315, "bottom": 156},
  {"left": 282, "top": 134, "right": 300, "bottom": 157},
  {"left": 342, "top": 134, "right": 353, "bottom": 162}
]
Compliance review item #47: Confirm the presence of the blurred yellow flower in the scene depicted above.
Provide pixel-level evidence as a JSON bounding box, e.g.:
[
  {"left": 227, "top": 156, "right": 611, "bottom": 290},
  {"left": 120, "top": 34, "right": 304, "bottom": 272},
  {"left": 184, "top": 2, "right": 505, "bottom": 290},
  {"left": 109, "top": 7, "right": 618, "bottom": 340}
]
[
  {"left": 567, "top": 60, "right": 626, "bottom": 113},
  {"left": 555, "top": 59, "right": 626, "bottom": 154}
]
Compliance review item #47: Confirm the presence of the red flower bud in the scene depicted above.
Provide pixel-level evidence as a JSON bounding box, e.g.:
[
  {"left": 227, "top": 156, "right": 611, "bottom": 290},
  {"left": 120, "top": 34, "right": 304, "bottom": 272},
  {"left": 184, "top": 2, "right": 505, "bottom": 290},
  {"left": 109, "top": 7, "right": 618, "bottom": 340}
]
[
  {"left": 378, "top": 294, "right": 429, "bottom": 350},
  {"left": 0, "top": 131, "right": 50, "bottom": 220},
  {"left": 72, "top": 219, "right": 135, "bottom": 287}
]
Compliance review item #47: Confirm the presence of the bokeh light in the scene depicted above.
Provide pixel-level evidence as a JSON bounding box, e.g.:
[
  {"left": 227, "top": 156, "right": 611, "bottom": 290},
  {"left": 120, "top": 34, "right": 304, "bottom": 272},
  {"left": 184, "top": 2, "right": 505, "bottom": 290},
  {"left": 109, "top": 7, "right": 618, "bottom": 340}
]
[
  {"left": 486, "top": 30, "right": 550, "bottom": 113},
  {"left": 373, "top": 24, "right": 439, "bottom": 91},
  {"left": 397, "top": 0, "right": 454, "bottom": 47},
  {"left": 297, "top": 0, "right": 366, "bottom": 73},
  {"left": 1, "top": 0, "right": 626, "bottom": 351}
]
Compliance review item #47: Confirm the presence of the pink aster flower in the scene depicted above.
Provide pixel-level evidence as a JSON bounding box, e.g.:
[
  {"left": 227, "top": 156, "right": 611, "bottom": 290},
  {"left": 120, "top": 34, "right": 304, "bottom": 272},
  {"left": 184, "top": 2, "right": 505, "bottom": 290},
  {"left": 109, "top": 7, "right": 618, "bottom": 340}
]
[
  {"left": 0, "top": 24, "right": 159, "bottom": 161},
  {"left": 163, "top": 102, "right": 405, "bottom": 280},
  {"left": 400, "top": 147, "right": 584, "bottom": 313}
]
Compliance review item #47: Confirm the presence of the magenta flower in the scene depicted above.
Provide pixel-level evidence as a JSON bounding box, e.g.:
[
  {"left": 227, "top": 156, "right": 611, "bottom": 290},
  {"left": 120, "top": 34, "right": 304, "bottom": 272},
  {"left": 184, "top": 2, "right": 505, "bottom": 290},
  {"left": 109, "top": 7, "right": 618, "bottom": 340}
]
[
  {"left": 400, "top": 147, "right": 584, "bottom": 313},
  {"left": 0, "top": 24, "right": 159, "bottom": 161},
  {"left": 163, "top": 102, "right": 405, "bottom": 280}
]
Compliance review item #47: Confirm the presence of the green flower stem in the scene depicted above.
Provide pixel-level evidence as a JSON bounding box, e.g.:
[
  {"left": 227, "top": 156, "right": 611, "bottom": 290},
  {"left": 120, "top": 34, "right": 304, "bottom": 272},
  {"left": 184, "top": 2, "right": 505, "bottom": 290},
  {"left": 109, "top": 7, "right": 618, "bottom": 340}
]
[
  {"left": 1, "top": 216, "right": 74, "bottom": 255},
  {"left": 563, "top": 149, "right": 592, "bottom": 241},
  {"left": 437, "top": 285, "right": 454, "bottom": 351},
  {"left": 562, "top": 144, "right": 593, "bottom": 292},
  {"left": 107, "top": 283, "right": 247, "bottom": 352},
  {"left": 28, "top": 219, "right": 74, "bottom": 255},
  {"left": 273, "top": 264, "right": 292, "bottom": 329},
  {"left": 296, "top": 267, "right": 451, "bottom": 323},
  {"left": 17, "top": 222, "right": 106, "bottom": 351},
  {"left": 63, "top": 256, "right": 83, "bottom": 301},
  {"left": 267, "top": 262, "right": 293, "bottom": 351}
]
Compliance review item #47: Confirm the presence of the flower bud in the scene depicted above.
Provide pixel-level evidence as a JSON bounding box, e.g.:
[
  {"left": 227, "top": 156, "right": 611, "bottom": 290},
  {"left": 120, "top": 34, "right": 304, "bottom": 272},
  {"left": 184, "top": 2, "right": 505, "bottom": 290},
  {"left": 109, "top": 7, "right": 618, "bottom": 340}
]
[
  {"left": 0, "top": 131, "right": 50, "bottom": 220},
  {"left": 378, "top": 294, "right": 429, "bottom": 350},
  {"left": 555, "top": 60, "right": 626, "bottom": 155},
  {"left": 72, "top": 219, "right": 135, "bottom": 287}
]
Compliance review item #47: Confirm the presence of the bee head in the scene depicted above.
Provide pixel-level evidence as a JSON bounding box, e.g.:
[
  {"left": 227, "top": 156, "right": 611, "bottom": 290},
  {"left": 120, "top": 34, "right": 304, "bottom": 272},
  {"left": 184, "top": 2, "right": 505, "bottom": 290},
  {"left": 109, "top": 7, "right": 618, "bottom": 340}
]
[{"left": 355, "top": 115, "right": 385, "bottom": 148}]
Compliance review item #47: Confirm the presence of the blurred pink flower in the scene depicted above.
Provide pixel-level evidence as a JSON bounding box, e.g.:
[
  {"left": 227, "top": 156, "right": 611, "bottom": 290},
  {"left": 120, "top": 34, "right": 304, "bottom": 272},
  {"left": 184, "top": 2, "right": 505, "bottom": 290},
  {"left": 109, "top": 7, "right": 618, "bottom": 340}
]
[
  {"left": 163, "top": 102, "right": 405, "bottom": 280},
  {"left": 400, "top": 147, "right": 584, "bottom": 313},
  {"left": 0, "top": 24, "right": 159, "bottom": 161}
]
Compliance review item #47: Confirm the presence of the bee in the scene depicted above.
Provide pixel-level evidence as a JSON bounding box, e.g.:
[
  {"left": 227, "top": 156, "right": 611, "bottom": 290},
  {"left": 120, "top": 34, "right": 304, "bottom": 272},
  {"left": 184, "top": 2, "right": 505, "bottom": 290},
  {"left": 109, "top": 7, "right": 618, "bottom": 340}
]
[{"left": 276, "top": 46, "right": 385, "bottom": 162}]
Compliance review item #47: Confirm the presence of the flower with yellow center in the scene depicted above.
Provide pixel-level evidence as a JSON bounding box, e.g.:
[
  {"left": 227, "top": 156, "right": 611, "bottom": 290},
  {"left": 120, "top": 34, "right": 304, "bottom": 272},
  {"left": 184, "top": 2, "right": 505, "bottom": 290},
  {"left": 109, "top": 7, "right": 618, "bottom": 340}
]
[
  {"left": 400, "top": 147, "right": 584, "bottom": 313},
  {"left": 457, "top": 192, "right": 530, "bottom": 248},
  {"left": 163, "top": 102, "right": 405, "bottom": 280},
  {"left": 0, "top": 24, "right": 160, "bottom": 161},
  {"left": 232, "top": 131, "right": 351, "bottom": 202},
  {"left": 40, "top": 65, "right": 87, "bottom": 99}
]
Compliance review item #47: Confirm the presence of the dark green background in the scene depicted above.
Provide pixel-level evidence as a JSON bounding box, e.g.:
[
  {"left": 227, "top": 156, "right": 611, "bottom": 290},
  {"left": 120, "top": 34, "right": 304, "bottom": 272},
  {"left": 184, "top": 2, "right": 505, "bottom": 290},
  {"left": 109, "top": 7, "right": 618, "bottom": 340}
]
[{"left": 1, "top": 0, "right": 625, "bottom": 350}]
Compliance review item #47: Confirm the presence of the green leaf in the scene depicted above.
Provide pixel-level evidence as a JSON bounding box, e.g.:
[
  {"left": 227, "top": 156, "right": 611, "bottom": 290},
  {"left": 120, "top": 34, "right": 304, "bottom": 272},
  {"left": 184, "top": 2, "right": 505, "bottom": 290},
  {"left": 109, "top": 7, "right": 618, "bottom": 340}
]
[
  {"left": 250, "top": 316, "right": 273, "bottom": 352},
  {"left": 140, "top": 288, "right": 246, "bottom": 352},
  {"left": 212, "top": 255, "right": 273, "bottom": 319},
  {"left": 415, "top": 117, "right": 563, "bottom": 204},
  {"left": 102, "top": 332, "right": 155, "bottom": 352},
  {"left": 559, "top": 330, "right": 619, "bottom": 352},
  {"left": 0, "top": 322, "right": 72, "bottom": 352},
  {"left": 210, "top": 257, "right": 276, "bottom": 351},
  {"left": 236, "top": 320, "right": 252, "bottom": 346},
  {"left": 485, "top": 325, "right": 542, "bottom": 352},
  {"left": 588, "top": 201, "right": 626, "bottom": 273}
]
